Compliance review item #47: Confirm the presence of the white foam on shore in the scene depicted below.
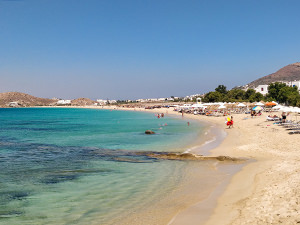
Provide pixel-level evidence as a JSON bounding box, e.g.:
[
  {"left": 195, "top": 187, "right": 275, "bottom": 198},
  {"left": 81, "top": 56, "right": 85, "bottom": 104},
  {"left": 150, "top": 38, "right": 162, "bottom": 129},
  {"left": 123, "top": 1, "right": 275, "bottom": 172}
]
[
  {"left": 184, "top": 137, "right": 217, "bottom": 153},
  {"left": 203, "top": 137, "right": 217, "bottom": 146}
]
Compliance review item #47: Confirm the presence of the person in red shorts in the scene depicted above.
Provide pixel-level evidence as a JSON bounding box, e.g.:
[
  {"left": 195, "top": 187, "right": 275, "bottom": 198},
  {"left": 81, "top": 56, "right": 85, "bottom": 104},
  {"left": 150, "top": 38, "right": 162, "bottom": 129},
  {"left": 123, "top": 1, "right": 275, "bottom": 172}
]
[{"left": 227, "top": 116, "right": 234, "bottom": 128}]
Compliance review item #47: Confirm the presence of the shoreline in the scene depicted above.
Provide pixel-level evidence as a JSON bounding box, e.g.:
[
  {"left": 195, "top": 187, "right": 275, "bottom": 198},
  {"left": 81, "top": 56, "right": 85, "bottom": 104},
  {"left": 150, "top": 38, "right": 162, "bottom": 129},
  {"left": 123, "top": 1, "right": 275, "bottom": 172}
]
[
  {"left": 33, "top": 105, "right": 241, "bottom": 224},
  {"left": 99, "top": 105, "right": 300, "bottom": 224},
  {"left": 99, "top": 106, "right": 246, "bottom": 225},
  {"left": 29, "top": 105, "right": 300, "bottom": 224}
]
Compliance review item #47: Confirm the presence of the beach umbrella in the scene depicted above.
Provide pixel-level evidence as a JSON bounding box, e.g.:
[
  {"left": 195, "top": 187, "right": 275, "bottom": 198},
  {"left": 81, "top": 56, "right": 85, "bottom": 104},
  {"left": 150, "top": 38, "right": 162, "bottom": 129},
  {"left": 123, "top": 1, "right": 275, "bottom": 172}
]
[
  {"left": 218, "top": 105, "right": 226, "bottom": 109},
  {"left": 253, "top": 106, "right": 262, "bottom": 111},
  {"left": 265, "top": 102, "right": 277, "bottom": 106},
  {"left": 289, "top": 107, "right": 298, "bottom": 113},
  {"left": 192, "top": 103, "right": 204, "bottom": 108},
  {"left": 237, "top": 103, "right": 246, "bottom": 107},
  {"left": 286, "top": 107, "right": 300, "bottom": 121},
  {"left": 272, "top": 105, "right": 283, "bottom": 110},
  {"left": 255, "top": 102, "right": 264, "bottom": 106},
  {"left": 279, "top": 106, "right": 291, "bottom": 112}
]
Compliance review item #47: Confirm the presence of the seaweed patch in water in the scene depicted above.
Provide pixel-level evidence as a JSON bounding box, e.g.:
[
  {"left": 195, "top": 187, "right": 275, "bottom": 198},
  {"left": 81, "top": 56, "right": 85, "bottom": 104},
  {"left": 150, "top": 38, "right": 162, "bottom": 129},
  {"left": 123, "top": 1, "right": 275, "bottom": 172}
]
[
  {"left": 0, "top": 210, "right": 23, "bottom": 218},
  {"left": 0, "top": 191, "right": 30, "bottom": 201},
  {"left": 41, "top": 174, "right": 79, "bottom": 184}
]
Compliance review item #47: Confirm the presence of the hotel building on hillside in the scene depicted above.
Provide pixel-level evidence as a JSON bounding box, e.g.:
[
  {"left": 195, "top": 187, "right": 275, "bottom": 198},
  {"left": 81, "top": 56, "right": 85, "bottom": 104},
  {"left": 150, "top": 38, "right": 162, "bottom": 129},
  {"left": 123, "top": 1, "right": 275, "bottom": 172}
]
[
  {"left": 254, "top": 85, "right": 269, "bottom": 95},
  {"left": 252, "top": 80, "right": 300, "bottom": 96}
]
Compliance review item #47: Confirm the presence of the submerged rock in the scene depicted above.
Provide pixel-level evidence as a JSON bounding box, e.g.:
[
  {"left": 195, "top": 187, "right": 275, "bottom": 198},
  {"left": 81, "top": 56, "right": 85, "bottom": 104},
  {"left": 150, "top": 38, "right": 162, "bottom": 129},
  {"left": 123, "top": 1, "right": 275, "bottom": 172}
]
[
  {"left": 145, "top": 130, "right": 155, "bottom": 134},
  {"left": 142, "top": 152, "right": 245, "bottom": 163},
  {"left": 112, "top": 157, "right": 150, "bottom": 163}
]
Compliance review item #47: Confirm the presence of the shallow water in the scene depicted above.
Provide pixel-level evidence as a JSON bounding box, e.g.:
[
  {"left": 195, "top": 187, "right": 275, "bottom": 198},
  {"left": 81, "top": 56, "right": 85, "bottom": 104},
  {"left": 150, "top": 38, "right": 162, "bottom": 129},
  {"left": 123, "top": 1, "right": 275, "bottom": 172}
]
[{"left": 0, "top": 108, "right": 217, "bottom": 224}]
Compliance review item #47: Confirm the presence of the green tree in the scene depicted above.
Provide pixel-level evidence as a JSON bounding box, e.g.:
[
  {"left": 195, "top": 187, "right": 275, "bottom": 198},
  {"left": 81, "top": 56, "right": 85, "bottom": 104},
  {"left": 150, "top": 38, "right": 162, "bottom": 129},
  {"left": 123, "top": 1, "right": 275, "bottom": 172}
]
[
  {"left": 215, "top": 85, "right": 228, "bottom": 94},
  {"left": 254, "top": 92, "right": 264, "bottom": 102},
  {"left": 267, "top": 82, "right": 287, "bottom": 100},
  {"left": 203, "top": 91, "right": 223, "bottom": 102},
  {"left": 227, "top": 89, "right": 246, "bottom": 101},
  {"left": 277, "top": 86, "right": 300, "bottom": 106},
  {"left": 245, "top": 89, "right": 256, "bottom": 99}
]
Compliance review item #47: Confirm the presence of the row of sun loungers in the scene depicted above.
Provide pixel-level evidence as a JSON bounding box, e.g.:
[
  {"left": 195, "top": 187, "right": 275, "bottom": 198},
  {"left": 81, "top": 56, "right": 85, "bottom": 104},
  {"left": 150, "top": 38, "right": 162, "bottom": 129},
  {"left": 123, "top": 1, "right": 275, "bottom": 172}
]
[
  {"left": 266, "top": 116, "right": 280, "bottom": 121},
  {"left": 279, "top": 121, "right": 300, "bottom": 134}
]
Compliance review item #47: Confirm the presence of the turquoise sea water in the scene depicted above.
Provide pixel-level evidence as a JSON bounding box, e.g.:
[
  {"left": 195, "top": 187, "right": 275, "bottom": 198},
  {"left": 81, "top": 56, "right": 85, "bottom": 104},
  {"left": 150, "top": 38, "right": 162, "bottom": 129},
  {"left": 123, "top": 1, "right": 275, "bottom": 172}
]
[{"left": 0, "top": 108, "right": 208, "bottom": 225}]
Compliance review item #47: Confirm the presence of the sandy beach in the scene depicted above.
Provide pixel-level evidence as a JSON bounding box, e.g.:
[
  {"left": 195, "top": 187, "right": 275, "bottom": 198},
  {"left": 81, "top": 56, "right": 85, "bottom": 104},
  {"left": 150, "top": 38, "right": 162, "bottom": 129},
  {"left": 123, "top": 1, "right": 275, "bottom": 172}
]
[
  {"left": 204, "top": 113, "right": 300, "bottom": 225},
  {"left": 95, "top": 105, "right": 300, "bottom": 225}
]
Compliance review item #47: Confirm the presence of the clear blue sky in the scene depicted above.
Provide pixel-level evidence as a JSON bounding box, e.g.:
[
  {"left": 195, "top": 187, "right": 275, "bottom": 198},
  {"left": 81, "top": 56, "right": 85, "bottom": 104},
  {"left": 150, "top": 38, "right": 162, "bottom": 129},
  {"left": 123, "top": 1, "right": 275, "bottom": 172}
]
[{"left": 1, "top": 0, "right": 300, "bottom": 100}]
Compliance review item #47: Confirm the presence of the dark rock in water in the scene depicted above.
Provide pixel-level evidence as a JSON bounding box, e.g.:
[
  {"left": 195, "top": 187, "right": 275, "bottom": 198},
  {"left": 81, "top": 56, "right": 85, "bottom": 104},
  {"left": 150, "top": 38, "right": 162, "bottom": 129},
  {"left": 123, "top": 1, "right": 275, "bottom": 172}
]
[
  {"left": 215, "top": 155, "right": 241, "bottom": 161},
  {"left": 2, "top": 191, "right": 30, "bottom": 201},
  {"left": 41, "top": 174, "right": 78, "bottom": 184},
  {"left": 112, "top": 157, "right": 150, "bottom": 163},
  {"left": 0, "top": 210, "right": 23, "bottom": 218},
  {"left": 143, "top": 152, "right": 245, "bottom": 163},
  {"left": 146, "top": 152, "right": 198, "bottom": 160},
  {"left": 145, "top": 130, "right": 155, "bottom": 134}
]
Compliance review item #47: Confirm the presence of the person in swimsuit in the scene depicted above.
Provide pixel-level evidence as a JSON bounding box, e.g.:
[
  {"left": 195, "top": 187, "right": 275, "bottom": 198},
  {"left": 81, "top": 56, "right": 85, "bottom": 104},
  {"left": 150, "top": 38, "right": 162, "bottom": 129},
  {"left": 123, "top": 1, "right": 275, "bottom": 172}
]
[{"left": 282, "top": 112, "right": 287, "bottom": 123}]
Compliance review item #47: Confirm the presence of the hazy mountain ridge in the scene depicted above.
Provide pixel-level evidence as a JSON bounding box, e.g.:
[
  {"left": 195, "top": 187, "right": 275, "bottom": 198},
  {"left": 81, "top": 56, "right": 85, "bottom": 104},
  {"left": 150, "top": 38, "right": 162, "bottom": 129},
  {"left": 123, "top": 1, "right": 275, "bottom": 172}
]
[
  {"left": 247, "top": 62, "right": 300, "bottom": 88},
  {"left": 0, "top": 92, "right": 97, "bottom": 107},
  {"left": 71, "top": 98, "right": 97, "bottom": 106},
  {"left": 0, "top": 92, "right": 56, "bottom": 107}
]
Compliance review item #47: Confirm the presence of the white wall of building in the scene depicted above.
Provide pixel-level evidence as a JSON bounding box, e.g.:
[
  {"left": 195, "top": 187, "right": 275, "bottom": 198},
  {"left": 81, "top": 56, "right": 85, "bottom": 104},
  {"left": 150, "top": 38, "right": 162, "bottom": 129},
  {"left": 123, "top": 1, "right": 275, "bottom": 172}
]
[
  {"left": 254, "top": 85, "right": 269, "bottom": 95},
  {"left": 285, "top": 81, "right": 300, "bottom": 91},
  {"left": 57, "top": 100, "right": 71, "bottom": 104}
]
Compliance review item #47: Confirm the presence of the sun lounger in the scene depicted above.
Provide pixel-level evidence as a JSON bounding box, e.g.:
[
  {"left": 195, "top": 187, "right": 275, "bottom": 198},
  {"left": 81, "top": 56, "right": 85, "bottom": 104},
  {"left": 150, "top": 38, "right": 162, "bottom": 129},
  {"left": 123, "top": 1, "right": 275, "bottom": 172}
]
[
  {"left": 266, "top": 116, "right": 280, "bottom": 121},
  {"left": 288, "top": 130, "right": 300, "bottom": 134}
]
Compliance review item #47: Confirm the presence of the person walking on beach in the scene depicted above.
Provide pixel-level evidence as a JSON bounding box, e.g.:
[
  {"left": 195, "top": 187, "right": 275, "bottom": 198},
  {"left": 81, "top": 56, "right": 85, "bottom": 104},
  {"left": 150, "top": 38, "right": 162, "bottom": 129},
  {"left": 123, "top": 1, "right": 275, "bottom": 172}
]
[{"left": 227, "top": 116, "right": 234, "bottom": 128}]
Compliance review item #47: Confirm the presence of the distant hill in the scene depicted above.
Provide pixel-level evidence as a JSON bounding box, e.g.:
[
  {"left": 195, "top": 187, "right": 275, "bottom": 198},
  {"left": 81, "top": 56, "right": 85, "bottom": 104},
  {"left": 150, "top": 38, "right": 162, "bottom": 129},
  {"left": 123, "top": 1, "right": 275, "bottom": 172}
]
[
  {"left": 247, "top": 62, "right": 300, "bottom": 88},
  {"left": 0, "top": 92, "right": 98, "bottom": 108},
  {"left": 71, "top": 98, "right": 96, "bottom": 106},
  {"left": 0, "top": 92, "right": 56, "bottom": 107}
]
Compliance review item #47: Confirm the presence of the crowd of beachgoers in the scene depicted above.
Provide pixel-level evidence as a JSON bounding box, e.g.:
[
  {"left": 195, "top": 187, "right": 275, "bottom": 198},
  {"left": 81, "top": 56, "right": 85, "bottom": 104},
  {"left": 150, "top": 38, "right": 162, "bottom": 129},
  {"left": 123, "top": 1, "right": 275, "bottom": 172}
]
[{"left": 114, "top": 101, "right": 300, "bottom": 133}]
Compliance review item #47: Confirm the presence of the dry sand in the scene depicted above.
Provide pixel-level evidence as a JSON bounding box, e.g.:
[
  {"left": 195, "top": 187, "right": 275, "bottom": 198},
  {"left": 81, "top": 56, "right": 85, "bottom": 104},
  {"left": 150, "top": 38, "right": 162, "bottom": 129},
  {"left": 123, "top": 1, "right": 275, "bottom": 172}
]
[
  {"left": 99, "top": 105, "right": 300, "bottom": 225},
  {"left": 204, "top": 113, "right": 300, "bottom": 225}
]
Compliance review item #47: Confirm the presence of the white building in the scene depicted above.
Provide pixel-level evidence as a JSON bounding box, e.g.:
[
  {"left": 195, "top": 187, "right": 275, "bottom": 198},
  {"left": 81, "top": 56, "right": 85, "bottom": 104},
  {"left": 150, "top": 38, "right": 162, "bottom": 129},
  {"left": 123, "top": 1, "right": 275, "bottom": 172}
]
[
  {"left": 8, "top": 102, "right": 20, "bottom": 107},
  {"left": 254, "top": 85, "right": 269, "bottom": 95},
  {"left": 96, "top": 99, "right": 117, "bottom": 105},
  {"left": 136, "top": 99, "right": 146, "bottom": 103},
  {"left": 166, "top": 97, "right": 174, "bottom": 101},
  {"left": 285, "top": 80, "right": 300, "bottom": 91},
  {"left": 96, "top": 99, "right": 108, "bottom": 105},
  {"left": 57, "top": 100, "right": 71, "bottom": 105},
  {"left": 250, "top": 80, "right": 300, "bottom": 96}
]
